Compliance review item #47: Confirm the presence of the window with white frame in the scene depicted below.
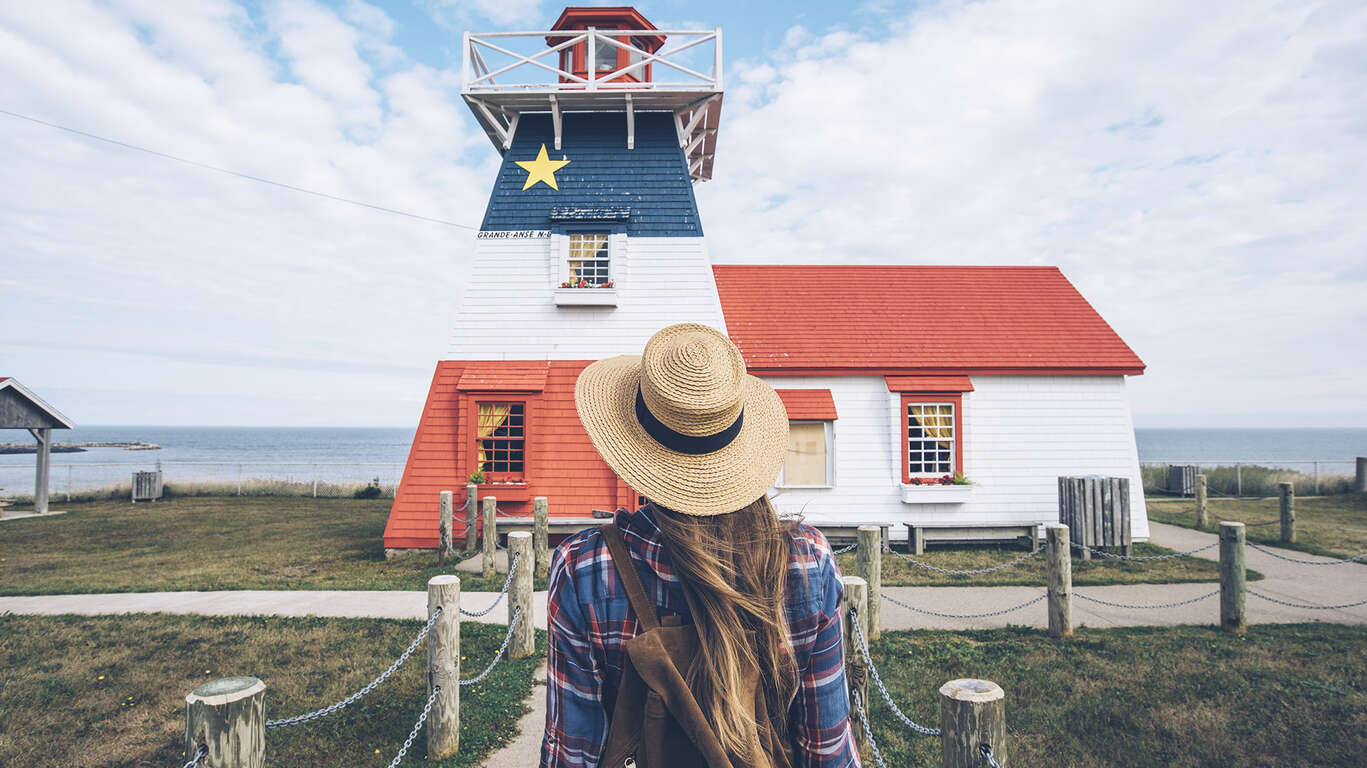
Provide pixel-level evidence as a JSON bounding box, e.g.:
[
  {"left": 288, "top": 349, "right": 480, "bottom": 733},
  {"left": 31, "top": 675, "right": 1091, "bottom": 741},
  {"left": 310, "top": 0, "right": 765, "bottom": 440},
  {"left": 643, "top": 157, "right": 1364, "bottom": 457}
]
[
  {"left": 780, "top": 420, "right": 832, "bottom": 487},
  {"left": 906, "top": 403, "right": 954, "bottom": 475},
  {"left": 567, "top": 232, "right": 611, "bottom": 286}
]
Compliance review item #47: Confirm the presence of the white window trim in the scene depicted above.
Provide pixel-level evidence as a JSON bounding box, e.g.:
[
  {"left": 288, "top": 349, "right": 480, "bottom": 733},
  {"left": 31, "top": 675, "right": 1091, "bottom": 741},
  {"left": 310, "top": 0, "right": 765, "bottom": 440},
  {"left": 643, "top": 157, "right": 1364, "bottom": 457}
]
[
  {"left": 905, "top": 401, "right": 956, "bottom": 477},
  {"left": 776, "top": 419, "right": 835, "bottom": 489},
  {"left": 550, "top": 232, "right": 623, "bottom": 306}
]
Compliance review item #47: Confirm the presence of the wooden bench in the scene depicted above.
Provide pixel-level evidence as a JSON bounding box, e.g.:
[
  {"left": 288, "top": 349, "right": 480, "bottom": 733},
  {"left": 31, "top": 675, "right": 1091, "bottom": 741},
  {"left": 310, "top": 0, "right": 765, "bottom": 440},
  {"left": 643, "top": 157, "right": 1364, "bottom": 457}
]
[
  {"left": 812, "top": 523, "right": 891, "bottom": 552},
  {"left": 495, "top": 516, "right": 604, "bottom": 539},
  {"left": 904, "top": 523, "right": 1041, "bottom": 555}
]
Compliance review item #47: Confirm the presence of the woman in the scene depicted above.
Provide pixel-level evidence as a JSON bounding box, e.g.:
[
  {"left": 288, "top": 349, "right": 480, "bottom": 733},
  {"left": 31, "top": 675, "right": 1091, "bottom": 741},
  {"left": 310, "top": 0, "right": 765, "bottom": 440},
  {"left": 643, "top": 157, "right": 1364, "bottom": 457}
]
[{"left": 540, "top": 323, "right": 861, "bottom": 768}]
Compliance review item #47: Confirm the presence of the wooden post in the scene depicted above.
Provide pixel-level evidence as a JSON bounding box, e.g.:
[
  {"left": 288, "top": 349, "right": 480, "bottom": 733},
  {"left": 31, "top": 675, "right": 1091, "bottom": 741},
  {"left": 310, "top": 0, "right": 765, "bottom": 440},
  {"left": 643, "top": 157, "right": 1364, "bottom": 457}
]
[
  {"left": 427, "top": 575, "right": 461, "bottom": 760},
  {"left": 1219, "top": 522, "right": 1246, "bottom": 634},
  {"left": 32, "top": 427, "right": 50, "bottom": 514},
  {"left": 482, "top": 496, "right": 497, "bottom": 580},
  {"left": 533, "top": 496, "right": 550, "bottom": 580},
  {"left": 1046, "top": 524, "right": 1072, "bottom": 638},
  {"left": 1355, "top": 457, "right": 1367, "bottom": 494},
  {"left": 185, "top": 676, "right": 265, "bottom": 768},
  {"left": 1195, "top": 473, "right": 1209, "bottom": 528},
  {"left": 911, "top": 526, "right": 926, "bottom": 556},
  {"left": 508, "top": 531, "right": 536, "bottom": 658},
  {"left": 856, "top": 525, "right": 882, "bottom": 642},
  {"left": 464, "top": 484, "right": 478, "bottom": 554},
  {"left": 839, "top": 576, "right": 870, "bottom": 760},
  {"left": 1278, "top": 482, "right": 1295, "bottom": 544},
  {"left": 438, "top": 491, "right": 454, "bottom": 565},
  {"left": 939, "top": 679, "right": 1006, "bottom": 768}
]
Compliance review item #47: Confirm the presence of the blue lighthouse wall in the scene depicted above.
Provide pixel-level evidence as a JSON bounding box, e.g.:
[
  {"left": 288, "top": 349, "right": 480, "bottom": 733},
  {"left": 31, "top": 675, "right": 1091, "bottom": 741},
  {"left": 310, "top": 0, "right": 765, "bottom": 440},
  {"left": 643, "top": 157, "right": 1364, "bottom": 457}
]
[{"left": 479, "top": 112, "right": 704, "bottom": 237}]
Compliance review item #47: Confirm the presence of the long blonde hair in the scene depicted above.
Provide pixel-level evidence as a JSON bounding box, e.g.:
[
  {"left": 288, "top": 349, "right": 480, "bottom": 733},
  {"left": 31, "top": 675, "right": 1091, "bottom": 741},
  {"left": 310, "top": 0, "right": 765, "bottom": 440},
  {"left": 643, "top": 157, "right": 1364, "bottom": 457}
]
[{"left": 652, "top": 496, "right": 798, "bottom": 757}]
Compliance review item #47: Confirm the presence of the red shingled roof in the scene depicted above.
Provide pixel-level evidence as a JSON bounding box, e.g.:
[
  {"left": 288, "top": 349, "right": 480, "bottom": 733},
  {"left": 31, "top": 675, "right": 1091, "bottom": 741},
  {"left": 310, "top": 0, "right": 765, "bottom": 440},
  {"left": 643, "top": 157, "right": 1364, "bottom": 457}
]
[
  {"left": 456, "top": 362, "right": 550, "bottom": 391},
  {"left": 774, "top": 389, "right": 838, "bottom": 420},
  {"left": 713, "top": 265, "right": 1144, "bottom": 374}
]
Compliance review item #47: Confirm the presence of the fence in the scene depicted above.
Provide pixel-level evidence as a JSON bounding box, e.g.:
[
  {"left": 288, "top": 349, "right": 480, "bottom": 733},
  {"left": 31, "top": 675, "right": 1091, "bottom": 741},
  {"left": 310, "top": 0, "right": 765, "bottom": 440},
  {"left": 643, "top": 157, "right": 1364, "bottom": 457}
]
[
  {"left": 178, "top": 533, "right": 535, "bottom": 768},
  {"left": 0, "top": 461, "right": 405, "bottom": 503},
  {"left": 1140, "top": 457, "right": 1365, "bottom": 497},
  {"left": 836, "top": 503, "right": 1366, "bottom": 767}
]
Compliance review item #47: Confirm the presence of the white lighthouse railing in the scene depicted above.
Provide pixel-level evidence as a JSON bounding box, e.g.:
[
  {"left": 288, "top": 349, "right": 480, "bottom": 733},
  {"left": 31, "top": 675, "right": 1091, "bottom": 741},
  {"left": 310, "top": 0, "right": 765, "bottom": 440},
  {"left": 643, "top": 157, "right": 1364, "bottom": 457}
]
[
  {"left": 459, "top": 28, "right": 724, "bottom": 182},
  {"left": 461, "top": 28, "right": 723, "bottom": 94}
]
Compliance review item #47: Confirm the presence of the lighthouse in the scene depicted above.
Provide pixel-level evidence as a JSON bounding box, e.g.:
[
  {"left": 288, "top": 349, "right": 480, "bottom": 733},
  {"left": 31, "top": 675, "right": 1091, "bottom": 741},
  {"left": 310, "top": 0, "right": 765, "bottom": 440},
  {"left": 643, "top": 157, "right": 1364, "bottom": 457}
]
[
  {"left": 384, "top": 7, "right": 729, "bottom": 552},
  {"left": 385, "top": 6, "right": 1152, "bottom": 555}
]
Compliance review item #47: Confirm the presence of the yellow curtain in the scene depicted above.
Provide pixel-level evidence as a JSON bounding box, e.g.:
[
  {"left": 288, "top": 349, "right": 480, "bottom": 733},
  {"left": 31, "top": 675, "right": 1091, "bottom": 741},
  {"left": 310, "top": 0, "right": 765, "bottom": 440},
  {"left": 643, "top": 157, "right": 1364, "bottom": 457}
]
[
  {"left": 785, "top": 422, "right": 827, "bottom": 486},
  {"left": 910, "top": 404, "right": 954, "bottom": 449},
  {"left": 476, "top": 404, "right": 511, "bottom": 468},
  {"left": 568, "top": 234, "right": 609, "bottom": 283}
]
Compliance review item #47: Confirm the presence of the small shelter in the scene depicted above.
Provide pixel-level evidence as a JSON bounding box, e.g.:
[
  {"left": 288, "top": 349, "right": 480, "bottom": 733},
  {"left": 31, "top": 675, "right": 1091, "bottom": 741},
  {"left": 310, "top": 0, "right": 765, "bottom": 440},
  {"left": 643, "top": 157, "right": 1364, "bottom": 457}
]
[{"left": 0, "top": 378, "right": 74, "bottom": 513}]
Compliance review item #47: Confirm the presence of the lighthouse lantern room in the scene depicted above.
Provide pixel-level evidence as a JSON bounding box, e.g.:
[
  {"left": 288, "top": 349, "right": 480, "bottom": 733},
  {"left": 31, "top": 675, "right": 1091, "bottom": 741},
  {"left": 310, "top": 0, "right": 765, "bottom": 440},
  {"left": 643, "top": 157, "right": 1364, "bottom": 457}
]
[{"left": 461, "top": 6, "right": 723, "bottom": 180}]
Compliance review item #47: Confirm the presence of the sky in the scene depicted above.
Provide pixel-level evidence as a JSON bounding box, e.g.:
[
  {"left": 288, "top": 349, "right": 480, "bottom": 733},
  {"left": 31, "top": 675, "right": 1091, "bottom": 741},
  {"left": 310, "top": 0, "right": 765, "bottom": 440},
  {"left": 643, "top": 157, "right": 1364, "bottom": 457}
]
[{"left": 1, "top": 0, "right": 1364, "bottom": 429}]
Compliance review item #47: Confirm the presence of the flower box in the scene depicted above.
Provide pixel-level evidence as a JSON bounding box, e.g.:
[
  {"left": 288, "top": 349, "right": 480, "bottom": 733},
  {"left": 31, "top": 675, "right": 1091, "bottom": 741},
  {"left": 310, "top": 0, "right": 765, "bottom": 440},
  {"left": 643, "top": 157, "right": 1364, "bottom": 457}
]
[
  {"left": 899, "top": 483, "right": 973, "bottom": 504},
  {"left": 476, "top": 482, "right": 532, "bottom": 502},
  {"left": 554, "top": 288, "right": 618, "bottom": 306}
]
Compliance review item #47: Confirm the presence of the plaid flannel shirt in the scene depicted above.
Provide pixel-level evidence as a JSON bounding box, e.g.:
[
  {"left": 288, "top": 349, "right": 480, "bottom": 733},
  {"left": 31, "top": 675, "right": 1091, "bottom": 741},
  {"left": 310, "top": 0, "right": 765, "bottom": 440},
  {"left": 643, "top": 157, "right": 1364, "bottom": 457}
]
[{"left": 540, "top": 504, "right": 861, "bottom": 768}]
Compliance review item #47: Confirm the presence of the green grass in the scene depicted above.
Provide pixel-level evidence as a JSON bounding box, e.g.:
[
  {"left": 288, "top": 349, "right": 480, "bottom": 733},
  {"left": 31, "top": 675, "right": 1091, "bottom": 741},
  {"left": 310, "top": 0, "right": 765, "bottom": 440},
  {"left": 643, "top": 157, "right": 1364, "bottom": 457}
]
[
  {"left": 0, "top": 613, "right": 545, "bottom": 768},
  {"left": 0, "top": 497, "right": 548, "bottom": 596},
  {"left": 865, "top": 623, "right": 1367, "bottom": 767},
  {"left": 1148, "top": 493, "right": 1367, "bottom": 560},
  {"left": 837, "top": 541, "right": 1260, "bottom": 587}
]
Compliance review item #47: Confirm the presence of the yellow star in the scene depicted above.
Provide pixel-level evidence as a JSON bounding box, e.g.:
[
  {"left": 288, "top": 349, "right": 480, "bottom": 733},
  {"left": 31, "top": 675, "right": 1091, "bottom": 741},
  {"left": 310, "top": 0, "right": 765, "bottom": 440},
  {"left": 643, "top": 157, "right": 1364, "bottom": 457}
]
[{"left": 515, "top": 143, "right": 570, "bottom": 191}]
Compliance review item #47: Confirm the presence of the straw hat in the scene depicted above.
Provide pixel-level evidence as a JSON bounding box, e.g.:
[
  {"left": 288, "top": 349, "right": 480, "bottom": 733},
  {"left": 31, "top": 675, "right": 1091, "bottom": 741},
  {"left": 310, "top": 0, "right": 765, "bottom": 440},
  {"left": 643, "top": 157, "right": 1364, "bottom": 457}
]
[{"left": 575, "top": 323, "right": 789, "bottom": 516}]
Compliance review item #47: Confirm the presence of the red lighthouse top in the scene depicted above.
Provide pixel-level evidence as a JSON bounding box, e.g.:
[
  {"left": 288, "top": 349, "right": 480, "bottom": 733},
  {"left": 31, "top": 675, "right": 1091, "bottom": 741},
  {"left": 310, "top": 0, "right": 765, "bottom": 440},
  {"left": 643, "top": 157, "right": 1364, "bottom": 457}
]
[{"left": 547, "top": 7, "right": 666, "bottom": 84}]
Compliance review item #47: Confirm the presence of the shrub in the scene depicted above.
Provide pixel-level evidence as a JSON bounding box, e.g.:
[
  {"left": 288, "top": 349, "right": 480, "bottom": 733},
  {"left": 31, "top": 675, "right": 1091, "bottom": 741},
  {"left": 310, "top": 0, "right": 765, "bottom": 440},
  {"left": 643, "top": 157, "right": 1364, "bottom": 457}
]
[{"left": 353, "top": 478, "right": 383, "bottom": 500}]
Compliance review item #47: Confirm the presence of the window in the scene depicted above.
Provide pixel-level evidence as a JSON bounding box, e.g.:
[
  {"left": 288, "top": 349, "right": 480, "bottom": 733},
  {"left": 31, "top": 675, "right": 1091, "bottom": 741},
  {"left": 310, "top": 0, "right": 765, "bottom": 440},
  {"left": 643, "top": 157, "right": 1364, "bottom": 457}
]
[
  {"left": 780, "top": 421, "right": 832, "bottom": 487},
  {"left": 567, "top": 233, "right": 611, "bottom": 285},
  {"left": 905, "top": 401, "right": 955, "bottom": 477},
  {"left": 594, "top": 37, "right": 616, "bottom": 72},
  {"left": 476, "top": 402, "right": 525, "bottom": 480}
]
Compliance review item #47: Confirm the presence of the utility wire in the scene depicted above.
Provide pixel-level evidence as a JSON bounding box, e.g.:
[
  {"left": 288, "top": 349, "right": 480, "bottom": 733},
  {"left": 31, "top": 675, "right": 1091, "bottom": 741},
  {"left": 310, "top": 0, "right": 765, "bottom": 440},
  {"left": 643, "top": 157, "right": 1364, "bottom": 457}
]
[{"left": 0, "top": 108, "right": 476, "bottom": 230}]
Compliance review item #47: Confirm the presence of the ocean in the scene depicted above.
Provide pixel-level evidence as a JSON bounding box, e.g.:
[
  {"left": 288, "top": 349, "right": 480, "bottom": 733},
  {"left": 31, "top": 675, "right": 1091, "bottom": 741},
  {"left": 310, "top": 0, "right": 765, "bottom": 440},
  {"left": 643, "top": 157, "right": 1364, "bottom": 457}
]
[{"left": 1, "top": 426, "right": 1363, "bottom": 495}]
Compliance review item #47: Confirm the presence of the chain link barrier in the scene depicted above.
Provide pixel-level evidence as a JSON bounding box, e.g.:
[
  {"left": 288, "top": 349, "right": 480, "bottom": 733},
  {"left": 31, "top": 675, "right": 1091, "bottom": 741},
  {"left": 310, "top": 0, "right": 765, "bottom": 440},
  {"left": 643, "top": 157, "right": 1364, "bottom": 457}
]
[
  {"left": 832, "top": 543, "right": 857, "bottom": 555},
  {"left": 1247, "top": 589, "right": 1367, "bottom": 611},
  {"left": 1073, "top": 589, "right": 1219, "bottom": 610},
  {"left": 461, "top": 552, "right": 522, "bottom": 617},
  {"left": 387, "top": 685, "right": 440, "bottom": 768},
  {"left": 850, "top": 609, "right": 941, "bottom": 737},
  {"left": 1245, "top": 542, "right": 1367, "bottom": 566},
  {"left": 882, "top": 590, "right": 1047, "bottom": 619},
  {"left": 980, "top": 743, "right": 1003, "bottom": 768},
  {"left": 851, "top": 689, "right": 890, "bottom": 768},
  {"left": 888, "top": 546, "right": 1043, "bottom": 576},
  {"left": 265, "top": 607, "right": 442, "bottom": 729},
  {"left": 462, "top": 606, "right": 522, "bottom": 687},
  {"left": 1071, "top": 540, "right": 1218, "bottom": 561},
  {"left": 180, "top": 744, "right": 207, "bottom": 768}
]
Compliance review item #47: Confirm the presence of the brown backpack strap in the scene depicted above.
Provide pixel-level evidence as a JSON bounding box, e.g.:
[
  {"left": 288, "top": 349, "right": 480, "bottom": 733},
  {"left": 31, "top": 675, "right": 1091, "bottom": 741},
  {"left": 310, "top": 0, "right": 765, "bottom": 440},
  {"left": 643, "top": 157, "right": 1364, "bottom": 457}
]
[{"left": 602, "top": 522, "right": 660, "bottom": 632}]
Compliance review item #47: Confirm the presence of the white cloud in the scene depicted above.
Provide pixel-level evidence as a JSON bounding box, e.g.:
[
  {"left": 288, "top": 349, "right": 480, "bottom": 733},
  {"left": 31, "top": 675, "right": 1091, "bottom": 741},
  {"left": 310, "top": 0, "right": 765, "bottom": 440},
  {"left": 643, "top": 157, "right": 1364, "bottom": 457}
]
[{"left": 697, "top": 0, "right": 1367, "bottom": 424}]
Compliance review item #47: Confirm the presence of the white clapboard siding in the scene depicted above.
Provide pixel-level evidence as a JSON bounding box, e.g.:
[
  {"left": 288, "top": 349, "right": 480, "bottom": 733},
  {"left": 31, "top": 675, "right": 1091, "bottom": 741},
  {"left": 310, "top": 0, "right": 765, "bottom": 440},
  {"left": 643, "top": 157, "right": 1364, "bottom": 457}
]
[
  {"left": 447, "top": 236, "right": 727, "bottom": 360},
  {"left": 764, "top": 375, "right": 1150, "bottom": 541}
]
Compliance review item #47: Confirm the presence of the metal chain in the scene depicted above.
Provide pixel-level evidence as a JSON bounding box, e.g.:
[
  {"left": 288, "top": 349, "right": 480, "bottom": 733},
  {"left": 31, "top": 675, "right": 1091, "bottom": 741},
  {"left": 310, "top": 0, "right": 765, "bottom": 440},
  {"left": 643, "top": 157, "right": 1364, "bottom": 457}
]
[
  {"left": 181, "top": 744, "right": 207, "bottom": 768},
  {"left": 850, "top": 608, "right": 941, "bottom": 737},
  {"left": 1073, "top": 589, "right": 1219, "bottom": 610},
  {"left": 460, "top": 553, "right": 521, "bottom": 617},
  {"left": 882, "top": 590, "right": 1047, "bottom": 619},
  {"left": 851, "top": 689, "right": 889, "bottom": 768},
  {"left": 1071, "top": 540, "right": 1218, "bottom": 561},
  {"left": 461, "top": 606, "right": 522, "bottom": 687},
  {"left": 1247, "top": 589, "right": 1367, "bottom": 611},
  {"left": 889, "top": 546, "right": 1043, "bottom": 576},
  {"left": 832, "top": 543, "right": 857, "bottom": 555},
  {"left": 387, "top": 685, "right": 439, "bottom": 768},
  {"left": 1246, "top": 542, "right": 1367, "bottom": 566},
  {"left": 266, "top": 608, "right": 442, "bottom": 728},
  {"left": 980, "top": 743, "right": 1003, "bottom": 768}
]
